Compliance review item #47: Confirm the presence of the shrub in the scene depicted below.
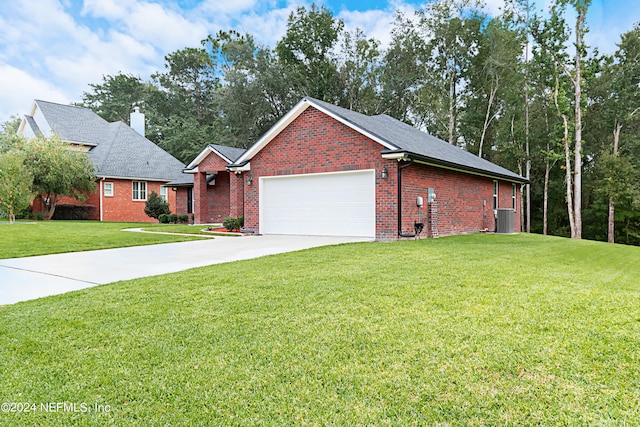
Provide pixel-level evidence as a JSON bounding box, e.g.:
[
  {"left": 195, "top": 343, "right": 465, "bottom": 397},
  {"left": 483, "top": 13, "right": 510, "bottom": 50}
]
[
  {"left": 144, "top": 191, "right": 170, "bottom": 220},
  {"left": 51, "top": 204, "right": 96, "bottom": 220},
  {"left": 158, "top": 214, "right": 170, "bottom": 224},
  {"left": 168, "top": 214, "right": 178, "bottom": 224},
  {"left": 177, "top": 214, "right": 189, "bottom": 224},
  {"left": 223, "top": 216, "right": 243, "bottom": 232}
]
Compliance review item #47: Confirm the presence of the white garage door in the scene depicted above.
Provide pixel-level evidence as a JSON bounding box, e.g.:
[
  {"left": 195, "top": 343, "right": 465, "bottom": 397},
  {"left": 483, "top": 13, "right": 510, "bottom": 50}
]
[{"left": 260, "top": 170, "right": 376, "bottom": 237}]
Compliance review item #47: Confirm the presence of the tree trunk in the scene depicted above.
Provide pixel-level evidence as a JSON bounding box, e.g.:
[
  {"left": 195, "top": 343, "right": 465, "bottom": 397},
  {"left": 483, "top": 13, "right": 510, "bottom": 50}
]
[
  {"left": 448, "top": 70, "right": 456, "bottom": 145},
  {"left": 572, "top": 9, "right": 586, "bottom": 240},
  {"left": 518, "top": 161, "right": 524, "bottom": 231},
  {"left": 608, "top": 121, "right": 622, "bottom": 243},
  {"left": 553, "top": 72, "right": 576, "bottom": 237},
  {"left": 543, "top": 109, "right": 550, "bottom": 236},
  {"left": 543, "top": 157, "right": 550, "bottom": 235},
  {"left": 42, "top": 194, "right": 58, "bottom": 221},
  {"left": 524, "top": 33, "right": 531, "bottom": 233},
  {"left": 562, "top": 114, "right": 576, "bottom": 238},
  {"left": 478, "top": 76, "right": 498, "bottom": 158}
]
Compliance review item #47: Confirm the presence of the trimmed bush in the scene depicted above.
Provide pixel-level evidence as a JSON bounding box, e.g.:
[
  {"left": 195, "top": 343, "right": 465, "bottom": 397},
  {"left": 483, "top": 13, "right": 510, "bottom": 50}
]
[
  {"left": 177, "top": 214, "right": 189, "bottom": 224},
  {"left": 51, "top": 204, "right": 96, "bottom": 220},
  {"left": 223, "top": 216, "right": 243, "bottom": 232},
  {"left": 168, "top": 214, "right": 178, "bottom": 224},
  {"left": 158, "top": 214, "right": 170, "bottom": 224}
]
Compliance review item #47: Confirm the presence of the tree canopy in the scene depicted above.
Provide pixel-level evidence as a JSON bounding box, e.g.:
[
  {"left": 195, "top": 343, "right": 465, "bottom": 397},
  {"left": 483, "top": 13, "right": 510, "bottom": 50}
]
[{"left": 68, "top": 1, "right": 640, "bottom": 245}]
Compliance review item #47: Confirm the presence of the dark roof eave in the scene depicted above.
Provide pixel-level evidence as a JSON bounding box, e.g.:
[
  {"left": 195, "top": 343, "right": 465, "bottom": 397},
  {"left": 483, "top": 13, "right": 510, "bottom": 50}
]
[
  {"left": 381, "top": 149, "right": 529, "bottom": 184},
  {"left": 226, "top": 160, "right": 250, "bottom": 172}
]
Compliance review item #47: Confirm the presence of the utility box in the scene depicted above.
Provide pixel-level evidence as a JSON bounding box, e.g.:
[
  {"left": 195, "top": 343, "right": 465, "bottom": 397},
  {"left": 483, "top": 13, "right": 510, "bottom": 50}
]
[{"left": 496, "top": 209, "right": 515, "bottom": 234}]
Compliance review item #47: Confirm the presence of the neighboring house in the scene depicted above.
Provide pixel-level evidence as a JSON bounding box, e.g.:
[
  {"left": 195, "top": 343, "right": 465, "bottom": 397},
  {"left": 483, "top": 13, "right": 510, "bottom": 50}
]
[
  {"left": 18, "top": 100, "right": 190, "bottom": 222},
  {"left": 218, "top": 97, "right": 527, "bottom": 240}
]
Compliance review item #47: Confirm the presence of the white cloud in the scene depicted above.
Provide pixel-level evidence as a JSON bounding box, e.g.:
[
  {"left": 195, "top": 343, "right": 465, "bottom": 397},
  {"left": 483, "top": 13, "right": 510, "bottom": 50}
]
[
  {"left": 339, "top": 8, "right": 398, "bottom": 47},
  {"left": 198, "top": 0, "right": 259, "bottom": 14},
  {"left": 81, "top": 0, "right": 128, "bottom": 20},
  {"left": 0, "top": 64, "right": 70, "bottom": 120}
]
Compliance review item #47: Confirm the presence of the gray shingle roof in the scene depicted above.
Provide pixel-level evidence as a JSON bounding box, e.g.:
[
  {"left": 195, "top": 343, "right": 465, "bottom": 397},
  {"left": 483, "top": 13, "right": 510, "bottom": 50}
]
[
  {"left": 25, "top": 100, "right": 186, "bottom": 182},
  {"left": 24, "top": 115, "right": 42, "bottom": 137},
  {"left": 209, "top": 144, "right": 245, "bottom": 163},
  {"left": 305, "top": 97, "right": 526, "bottom": 183}
]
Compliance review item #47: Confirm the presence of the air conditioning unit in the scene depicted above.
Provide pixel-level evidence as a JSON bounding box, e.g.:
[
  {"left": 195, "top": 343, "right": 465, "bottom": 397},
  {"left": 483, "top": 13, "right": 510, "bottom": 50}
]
[{"left": 496, "top": 209, "right": 514, "bottom": 234}]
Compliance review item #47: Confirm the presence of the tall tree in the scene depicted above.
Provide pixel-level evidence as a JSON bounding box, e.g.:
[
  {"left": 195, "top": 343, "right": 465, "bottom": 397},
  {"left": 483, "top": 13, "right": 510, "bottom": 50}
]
[
  {"left": 589, "top": 24, "right": 640, "bottom": 242},
  {"left": 380, "top": 14, "right": 424, "bottom": 124},
  {"left": 463, "top": 12, "right": 524, "bottom": 159},
  {"left": 78, "top": 74, "right": 160, "bottom": 125},
  {"left": 533, "top": 0, "right": 592, "bottom": 239},
  {"left": 152, "top": 47, "right": 221, "bottom": 162},
  {"left": 276, "top": 4, "right": 344, "bottom": 102},
  {"left": 337, "top": 28, "right": 383, "bottom": 114},
  {"left": 416, "top": 0, "right": 485, "bottom": 144},
  {"left": 203, "top": 30, "right": 296, "bottom": 149}
]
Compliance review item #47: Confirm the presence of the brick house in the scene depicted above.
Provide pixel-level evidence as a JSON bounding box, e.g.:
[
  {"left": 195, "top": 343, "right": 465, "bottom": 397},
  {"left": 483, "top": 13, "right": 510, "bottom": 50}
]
[
  {"left": 179, "top": 144, "right": 246, "bottom": 224},
  {"left": 18, "top": 100, "right": 189, "bottom": 222},
  {"left": 222, "top": 97, "right": 527, "bottom": 240}
]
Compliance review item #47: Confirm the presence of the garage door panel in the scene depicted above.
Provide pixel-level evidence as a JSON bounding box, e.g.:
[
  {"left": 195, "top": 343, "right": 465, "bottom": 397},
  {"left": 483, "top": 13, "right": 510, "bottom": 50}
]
[{"left": 260, "top": 170, "right": 375, "bottom": 237}]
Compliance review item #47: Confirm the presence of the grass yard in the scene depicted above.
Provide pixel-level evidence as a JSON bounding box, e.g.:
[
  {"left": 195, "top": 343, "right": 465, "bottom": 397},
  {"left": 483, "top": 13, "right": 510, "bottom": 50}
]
[
  {"left": 1, "top": 233, "right": 639, "bottom": 425},
  {"left": 0, "top": 221, "right": 207, "bottom": 259}
]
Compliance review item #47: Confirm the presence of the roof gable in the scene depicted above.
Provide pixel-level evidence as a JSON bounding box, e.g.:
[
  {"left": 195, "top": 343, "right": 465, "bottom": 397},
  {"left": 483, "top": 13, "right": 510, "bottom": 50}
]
[
  {"left": 233, "top": 97, "right": 397, "bottom": 165},
  {"left": 20, "top": 100, "right": 186, "bottom": 182},
  {"left": 232, "top": 97, "right": 525, "bottom": 183},
  {"left": 185, "top": 144, "right": 246, "bottom": 171}
]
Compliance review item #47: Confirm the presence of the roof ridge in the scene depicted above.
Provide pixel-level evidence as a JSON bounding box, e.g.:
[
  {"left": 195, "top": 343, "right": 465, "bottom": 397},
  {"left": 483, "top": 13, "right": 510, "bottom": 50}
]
[{"left": 35, "top": 99, "right": 91, "bottom": 111}]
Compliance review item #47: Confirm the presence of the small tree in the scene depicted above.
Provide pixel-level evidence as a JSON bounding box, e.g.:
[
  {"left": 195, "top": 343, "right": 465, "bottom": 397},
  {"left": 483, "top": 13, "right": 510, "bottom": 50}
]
[
  {"left": 144, "top": 190, "right": 170, "bottom": 220},
  {"left": 20, "top": 136, "right": 96, "bottom": 220},
  {"left": 0, "top": 150, "right": 34, "bottom": 223}
]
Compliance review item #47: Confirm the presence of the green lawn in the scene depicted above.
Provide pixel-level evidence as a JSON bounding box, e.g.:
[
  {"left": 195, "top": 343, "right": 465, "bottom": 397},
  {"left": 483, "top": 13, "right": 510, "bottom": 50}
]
[
  {"left": 1, "top": 233, "right": 639, "bottom": 425},
  {"left": 0, "top": 221, "right": 207, "bottom": 259}
]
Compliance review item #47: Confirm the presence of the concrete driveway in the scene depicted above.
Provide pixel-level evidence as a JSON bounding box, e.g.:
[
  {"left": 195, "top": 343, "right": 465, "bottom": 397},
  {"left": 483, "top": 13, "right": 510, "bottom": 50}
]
[{"left": 0, "top": 234, "right": 371, "bottom": 305}]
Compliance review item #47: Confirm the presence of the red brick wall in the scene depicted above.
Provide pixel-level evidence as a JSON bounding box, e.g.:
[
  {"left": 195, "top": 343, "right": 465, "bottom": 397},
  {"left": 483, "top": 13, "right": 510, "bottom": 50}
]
[
  {"left": 206, "top": 171, "right": 231, "bottom": 223},
  {"left": 242, "top": 106, "right": 522, "bottom": 239},
  {"left": 244, "top": 106, "right": 396, "bottom": 239},
  {"left": 101, "top": 179, "right": 167, "bottom": 223},
  {"left": 30, "top": 179, "right": 184, "bottom": 223},
  {"left": 403, "top": 165, "right": 494, "bottom": 236},
  {"left": 173, "top": 187, "right": 191, "bottom": 216},
  {"left": 229, "top": 172, "right": 244, "bottom": 219},
  {"left": 193, "top": 150, "right": 235, "bottom": 224}
]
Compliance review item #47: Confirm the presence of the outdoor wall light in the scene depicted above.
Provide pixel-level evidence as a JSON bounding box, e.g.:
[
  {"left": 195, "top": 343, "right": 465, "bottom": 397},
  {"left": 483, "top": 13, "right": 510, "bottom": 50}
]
[
  {"left": 381, "top": 167, "right": 388, "bottom": 179},
  {"left": 247, "top": 176, "right": 253, "bottom": 185}
]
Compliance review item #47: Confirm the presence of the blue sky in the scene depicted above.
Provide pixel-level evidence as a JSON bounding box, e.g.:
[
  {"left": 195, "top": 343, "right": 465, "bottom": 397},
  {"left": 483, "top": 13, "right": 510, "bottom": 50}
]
[{"left": 0, "top": 0, "right": 638, "bottom": 124}]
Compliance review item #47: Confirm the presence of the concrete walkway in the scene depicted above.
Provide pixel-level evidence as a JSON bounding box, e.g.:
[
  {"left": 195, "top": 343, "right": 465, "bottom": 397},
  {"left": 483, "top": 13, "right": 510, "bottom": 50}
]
[{"left": 0, "top": 235, "right": 371, "bottom": 305}]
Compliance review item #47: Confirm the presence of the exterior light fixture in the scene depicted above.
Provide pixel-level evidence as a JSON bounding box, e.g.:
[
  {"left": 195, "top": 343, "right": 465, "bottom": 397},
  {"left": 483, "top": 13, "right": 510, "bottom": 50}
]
[
  {"left": 247, "top": 176, "right": 253, "bottom": 185},
  {"left": 381, "top": 167, "right": 388, "bottom": 179}
]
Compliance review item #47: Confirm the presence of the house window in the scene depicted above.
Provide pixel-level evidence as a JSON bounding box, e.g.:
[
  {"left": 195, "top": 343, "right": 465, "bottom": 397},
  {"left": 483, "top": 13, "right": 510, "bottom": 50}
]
[
  {"left": 187, "top": 188, "right": 193, "bottom": 214},
  {"left": 160, "top": 186, "right": 168, "bottom": 202},
  {"left": 512, "top": 184, "right": 517, "bottom": 210},
  {"left": 104, "top": 182, "right": 114, "bottom": 197},
  {"left": 132, "top": 181, "right": 147, "bottom": 201},
  {"left": 493, "top": 180, "right": 498, "bottom": 210}
]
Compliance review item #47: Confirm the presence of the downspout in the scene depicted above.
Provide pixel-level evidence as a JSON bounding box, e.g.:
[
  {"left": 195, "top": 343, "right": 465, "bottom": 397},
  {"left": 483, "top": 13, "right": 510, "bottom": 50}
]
[
  {"left": 398, "top": 159, "right": 416, "bottom": 238},
  {"left": 99, "top": 177, "right": 105, "bottom": 222}
]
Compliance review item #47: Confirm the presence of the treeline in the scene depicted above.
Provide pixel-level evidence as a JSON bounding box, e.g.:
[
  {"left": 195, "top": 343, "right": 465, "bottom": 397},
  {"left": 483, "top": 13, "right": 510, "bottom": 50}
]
[{"left": 76, "top": 0, "right": 640, "bottom": 245}]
